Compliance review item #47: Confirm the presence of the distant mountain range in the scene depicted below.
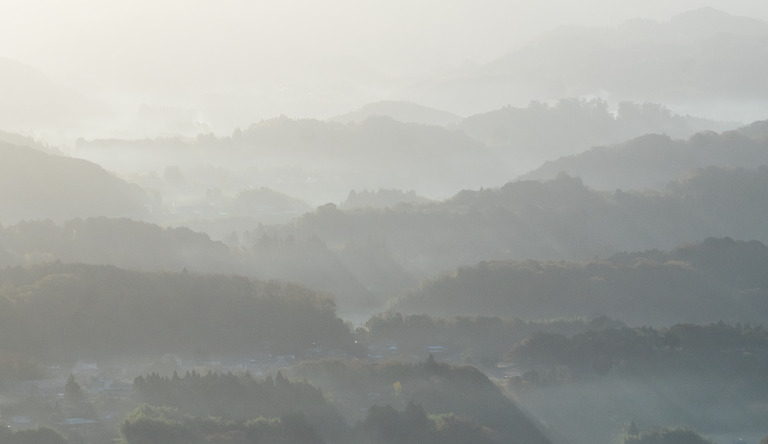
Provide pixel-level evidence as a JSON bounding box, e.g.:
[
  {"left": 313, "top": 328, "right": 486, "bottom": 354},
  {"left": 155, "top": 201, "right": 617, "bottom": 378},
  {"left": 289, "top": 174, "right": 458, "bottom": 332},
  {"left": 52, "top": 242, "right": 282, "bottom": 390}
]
[
  {"left": 404, "top": 8, "right": 768, "bottom": 120},
  {"left": 257, "top": 165, "right": 768, "bottom": 281},
  {"left": 3, "top": 164, "right": 768, "bottom": 315},
  {"left": 0, "top": 216, "right": 408, "bottom": 314},
  {"left": 456, "top": 98, "right": 737, "bottom": 171},
  {"left": 329, "top": 100, "right": 463, "bottom": 127},
  {"left": 77, "top": 116, "right": 508, "bottom": 203},
  {"left": 4, "top": 8, "right": 765, "bottom": 140},
  {"left": 73, "top": 99, "right": 742, "bottom": 207},
  {"left": 339, "top": 188, "right": 432, "bottom": 210}
]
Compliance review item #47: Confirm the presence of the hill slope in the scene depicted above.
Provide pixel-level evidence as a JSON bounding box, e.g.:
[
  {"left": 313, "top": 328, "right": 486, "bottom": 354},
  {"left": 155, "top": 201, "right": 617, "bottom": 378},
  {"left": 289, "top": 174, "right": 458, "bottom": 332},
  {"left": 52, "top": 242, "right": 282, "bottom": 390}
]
[
  {"left": 0, "top": 142, "right": 149, "bottom": 224},
  {"left": 458, "top": 99, "right": 736, "bottom": 171},
  {"left": 330, "top": 100, "right": 463, "bottom": 126},
  {"left": 256, "top": 166, "right": 768, "bottom": 279},
  {"left": 0, "top": 262, "right": 355, "bottom": 359},
  {"left": 520, "top": 126, "right": 768, "bottom": 190},
  {"left": 75, "top": 116, "right": 507, "bottom": 203},
  {"left": 387, "top": 237, "right": 768, "bottom": 325},
  {"left": 290, "top": 357, "right": 552, "bottom": 444}
]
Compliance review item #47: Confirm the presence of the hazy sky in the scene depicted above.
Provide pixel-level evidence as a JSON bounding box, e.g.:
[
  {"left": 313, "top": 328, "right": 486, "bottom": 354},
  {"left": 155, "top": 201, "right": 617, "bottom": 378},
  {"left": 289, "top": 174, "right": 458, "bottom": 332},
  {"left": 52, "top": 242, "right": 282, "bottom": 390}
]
[
  {"left": 3, "top": 0, "right": 768, "bottom": 126},
  {"left": 4, "top": 0, "right": 768, "bottom": 81}
]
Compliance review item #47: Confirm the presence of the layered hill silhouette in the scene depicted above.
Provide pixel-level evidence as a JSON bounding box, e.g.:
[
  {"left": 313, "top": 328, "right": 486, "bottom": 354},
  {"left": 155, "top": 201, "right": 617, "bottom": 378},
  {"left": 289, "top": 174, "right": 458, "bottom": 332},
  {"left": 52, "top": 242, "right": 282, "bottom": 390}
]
[
  {"left": 4, "top": 165, "right": 767, "bottom": 315},
  {"left": 405, "top": 8, "right": 768, "bottom": 120},
  {"left": 77, "top": 115, "right": 507, "bottom": 202},
  {"left": 521, "top": 124, "right": 768, "bottom": 190},
  {"left": 0, "top": 142, "right": 150, "bottom": 224},
  {"left": 330, "top": 100, "right": 463, "bottom": 126},
  {"left": 0, "top": 217, "right": 235, "bottom": 272},
  {"left": 0, "top": 217, "right": 401, "bottom": 313},
  {"left": 0, "top": 262, "right": 355, "bottom": 360},
  {"left": 257, "top": 166, "right": 768, "bottom": 278},
  {"left": 487, "top": 8, "right": 768, "bottom": 101},
  {"left": 457, "top": 99, "right": 736, "bottom": 171},
  {"left": 339, "top": 188, "right": 432, "bottom": 210},
  {"left": 387, "top": 237, "right": 768, "bottom": 326},
  {"left": 73, "top": 99, "right": 738, "bottom": 211}
]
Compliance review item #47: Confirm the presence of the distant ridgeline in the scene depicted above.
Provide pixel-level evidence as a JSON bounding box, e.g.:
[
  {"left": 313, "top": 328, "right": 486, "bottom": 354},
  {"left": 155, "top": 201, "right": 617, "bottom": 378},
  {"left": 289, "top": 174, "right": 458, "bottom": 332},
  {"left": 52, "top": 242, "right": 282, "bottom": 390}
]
[
  {"left": 256, "top": 166, "right": 768, "bottom": 275},
  {"left": 522, "top": 124, "right": 768, "bottom": 190},
  {"left": 72, "top": 99, "right": 741, "bottom": 198},
  {"left": 76, "top": 116, "right": 507, "bottom": 199},
  {"left": 0, "top": 217, "right": 236, "bottom": 272},
  {"left": 457, "top": 98, "right": 737, "bottom": 168},
  {"left": 0, "top": 217, "right": 393, "bottom": 313},
  {"left": 0, "top": 263, "right": 357, "bottom": 360},
  {"left": 2, "top": 166, "right": 768, "bottom": 316}
]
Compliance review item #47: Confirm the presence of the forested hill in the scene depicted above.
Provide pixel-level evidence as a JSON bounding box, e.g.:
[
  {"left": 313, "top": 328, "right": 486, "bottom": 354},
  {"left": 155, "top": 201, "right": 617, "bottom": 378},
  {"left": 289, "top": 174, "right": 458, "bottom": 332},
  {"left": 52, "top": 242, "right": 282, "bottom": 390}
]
[
  {"left": 256, "top": 166, "right": 768, "bottom": 276},
  {"left": 120, "top": 357, "right": 553, "bottom": 444},
  {"left": 290, "top": 357, "right": 553, "bottom": 444},
  {"left": 0, "top": 142, "right": 150, "bottom": 224},
  {"left": 387, "top": 237, "right": 768, "bottom": 326},
  {"left": 0, "top": 217, "right": 396, "bottom": 313},
  {"left": 0, "top": 263, "right": 356, "bottom": 360},
  {"left": 3, "top": 166, "right": 767, "bottom": 316},
  {"left": 520, "top": 125, "right": 768, "bottom": 190},
  {"left": 76, "top": 115, "right": 507, "bottom": 200},
  {"left": 0, "top": 217, "right": 237, "bottom": 273},
  {"left": 73, "top": 100, "right": 737, "bottom": 200},
  {"left": 457, "top": 99, "right": 735, "bottom": 170}
]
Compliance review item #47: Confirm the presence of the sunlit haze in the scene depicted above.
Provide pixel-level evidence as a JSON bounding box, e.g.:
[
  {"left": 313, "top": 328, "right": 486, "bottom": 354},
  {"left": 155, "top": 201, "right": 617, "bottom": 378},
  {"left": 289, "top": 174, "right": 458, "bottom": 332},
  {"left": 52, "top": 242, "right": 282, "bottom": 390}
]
[
  {"left": 3, "top": 0, "right": 768, "bottom": 134},
  {"left": 4, "top": 2, "right": 768, "bottom": 444}
]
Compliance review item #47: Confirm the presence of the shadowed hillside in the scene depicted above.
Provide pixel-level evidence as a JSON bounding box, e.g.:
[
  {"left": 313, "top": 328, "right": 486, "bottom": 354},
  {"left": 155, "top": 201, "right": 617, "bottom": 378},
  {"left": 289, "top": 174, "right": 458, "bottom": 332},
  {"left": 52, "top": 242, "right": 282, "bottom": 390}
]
[
  {"left": 387, "top": 237, "right": 768, "bottom": 325},
  {"left": 0, "top": 262, "right": 357, "bottom": 360}
]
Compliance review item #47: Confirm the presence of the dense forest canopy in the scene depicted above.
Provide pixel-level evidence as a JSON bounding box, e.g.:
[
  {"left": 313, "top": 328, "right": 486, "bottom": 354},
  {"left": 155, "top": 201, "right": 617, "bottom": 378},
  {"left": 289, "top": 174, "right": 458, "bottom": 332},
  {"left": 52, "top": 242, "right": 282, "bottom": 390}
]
[
  {"left": 387, "top": 237, "right": 768, "bottom": 325},
  {"left": 0, "top": 263, "right": 356, "bottom": 360},
  {"left": 289, "top": 357, "right": 552, "bottom": 444}
]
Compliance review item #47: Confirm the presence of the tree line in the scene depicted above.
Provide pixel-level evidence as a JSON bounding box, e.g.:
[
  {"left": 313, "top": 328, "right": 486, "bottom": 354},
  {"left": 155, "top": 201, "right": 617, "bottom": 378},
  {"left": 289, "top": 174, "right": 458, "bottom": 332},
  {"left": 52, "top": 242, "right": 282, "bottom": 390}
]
[{"left": 0, "top": 262, "right": 357, "bottom": 360}]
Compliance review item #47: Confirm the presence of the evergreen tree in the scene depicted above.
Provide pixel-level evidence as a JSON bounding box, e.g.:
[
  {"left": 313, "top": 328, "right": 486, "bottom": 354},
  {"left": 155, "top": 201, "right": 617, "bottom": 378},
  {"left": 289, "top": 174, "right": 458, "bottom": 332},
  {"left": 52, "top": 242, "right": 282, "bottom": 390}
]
[{"left": 64, "top": 374, "right": 83, "bottom": 405}]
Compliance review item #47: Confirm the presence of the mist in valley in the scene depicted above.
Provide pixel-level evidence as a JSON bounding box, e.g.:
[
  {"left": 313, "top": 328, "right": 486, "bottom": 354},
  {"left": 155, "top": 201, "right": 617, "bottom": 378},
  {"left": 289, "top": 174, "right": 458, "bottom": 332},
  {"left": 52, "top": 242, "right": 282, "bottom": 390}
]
[{"left": 2, "top": 1, "right": 768, "bottom": 443}]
